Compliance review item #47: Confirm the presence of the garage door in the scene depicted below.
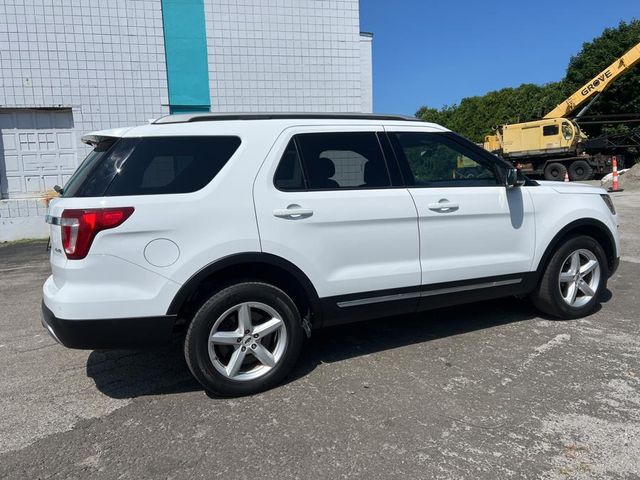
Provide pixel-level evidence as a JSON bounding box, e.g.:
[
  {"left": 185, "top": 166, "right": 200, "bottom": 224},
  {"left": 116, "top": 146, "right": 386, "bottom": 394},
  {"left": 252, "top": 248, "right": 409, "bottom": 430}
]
[{"left": 0, "top": 109, "right": 77, "bottom": 198}]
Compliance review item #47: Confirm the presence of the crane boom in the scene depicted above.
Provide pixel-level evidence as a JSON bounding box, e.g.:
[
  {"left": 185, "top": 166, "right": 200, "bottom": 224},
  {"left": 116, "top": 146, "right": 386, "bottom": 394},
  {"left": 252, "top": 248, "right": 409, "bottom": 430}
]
[{"left": 544, "top": 41, "right": 640, "bottom": 119}]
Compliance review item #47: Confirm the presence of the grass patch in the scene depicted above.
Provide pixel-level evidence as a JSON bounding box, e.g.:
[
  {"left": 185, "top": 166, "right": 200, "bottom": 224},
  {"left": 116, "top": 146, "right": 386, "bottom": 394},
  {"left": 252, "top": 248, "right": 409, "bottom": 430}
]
[{"left": 0, "top": 238, "right": 49, "bottom": 248}]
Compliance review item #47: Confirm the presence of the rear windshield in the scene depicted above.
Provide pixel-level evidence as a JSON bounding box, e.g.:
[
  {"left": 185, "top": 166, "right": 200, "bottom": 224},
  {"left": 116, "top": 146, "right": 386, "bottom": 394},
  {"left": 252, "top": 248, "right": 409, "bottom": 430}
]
[{"left": 62, "top": 136, "right": 241, "bottom": 197}]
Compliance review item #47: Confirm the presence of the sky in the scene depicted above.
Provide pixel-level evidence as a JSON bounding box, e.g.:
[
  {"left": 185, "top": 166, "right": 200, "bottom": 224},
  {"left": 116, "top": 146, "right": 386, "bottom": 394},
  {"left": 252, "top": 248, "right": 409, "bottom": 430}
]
[{"left": 359, "top": 0, "right": 639, "bottom": 115}]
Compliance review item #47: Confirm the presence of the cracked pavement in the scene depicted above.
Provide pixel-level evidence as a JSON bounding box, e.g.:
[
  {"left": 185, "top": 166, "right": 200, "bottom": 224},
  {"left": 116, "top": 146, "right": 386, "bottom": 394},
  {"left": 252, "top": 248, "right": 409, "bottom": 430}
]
[{"left": 0, "top": 190, "right": 639, "bottom": 479}]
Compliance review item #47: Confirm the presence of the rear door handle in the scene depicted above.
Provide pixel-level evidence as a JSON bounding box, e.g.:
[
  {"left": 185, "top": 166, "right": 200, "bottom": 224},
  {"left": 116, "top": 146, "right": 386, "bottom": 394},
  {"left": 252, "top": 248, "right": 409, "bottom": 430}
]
[
  {"left": 273, "top": 205, "right": 314, "bottom": 218},
  {"left": 428, "top": 201, "right": 459, "bottom": 212}
]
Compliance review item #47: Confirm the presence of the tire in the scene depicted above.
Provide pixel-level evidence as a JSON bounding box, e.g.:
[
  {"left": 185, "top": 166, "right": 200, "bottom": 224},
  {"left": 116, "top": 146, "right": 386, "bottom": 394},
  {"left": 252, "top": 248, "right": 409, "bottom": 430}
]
[
  {"left": 544, "top": 162, "right": 567, "bottom": 181},
  {"left": 184, "top": 282, "right": 303, "bottom": 397},
  {"left": 568, "top": 160, "right": 594, "bottom": 181},
  {"left": 531, "top": 235, "right": 608, "bottom": 319}
]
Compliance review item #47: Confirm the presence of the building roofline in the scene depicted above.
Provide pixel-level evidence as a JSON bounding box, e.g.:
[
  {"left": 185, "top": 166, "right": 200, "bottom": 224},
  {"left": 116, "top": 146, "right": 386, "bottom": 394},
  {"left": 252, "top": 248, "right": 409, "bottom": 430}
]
[{"left": 152, "top": 112, "right": 421, "bottom": 124}]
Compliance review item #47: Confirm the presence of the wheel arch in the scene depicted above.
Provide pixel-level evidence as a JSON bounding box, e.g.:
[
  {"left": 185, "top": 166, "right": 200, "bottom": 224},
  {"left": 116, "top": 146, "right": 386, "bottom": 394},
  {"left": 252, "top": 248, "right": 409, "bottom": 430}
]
[
  {"left": 167, "top": 253, "right": 323, "bottom": 327},
  {"left": 535, "top": 218, "right": 617, "bottom": 279}
]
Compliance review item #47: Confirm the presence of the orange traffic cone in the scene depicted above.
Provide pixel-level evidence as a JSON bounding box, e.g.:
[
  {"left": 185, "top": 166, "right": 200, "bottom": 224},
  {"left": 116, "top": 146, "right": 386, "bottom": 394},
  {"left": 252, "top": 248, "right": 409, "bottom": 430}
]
[
  {"left": 608, "top": 156, "right": 624, "bottom": 193},
  {"left": 564, "top": 170, "right": 570, "bottom": 182}
]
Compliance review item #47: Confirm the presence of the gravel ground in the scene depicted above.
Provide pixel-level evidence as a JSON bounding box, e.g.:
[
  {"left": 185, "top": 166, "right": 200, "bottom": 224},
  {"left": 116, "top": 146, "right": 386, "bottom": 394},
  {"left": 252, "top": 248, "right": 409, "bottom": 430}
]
[{"left": 0, "top": 190, "right": 638, "bottom": 479}]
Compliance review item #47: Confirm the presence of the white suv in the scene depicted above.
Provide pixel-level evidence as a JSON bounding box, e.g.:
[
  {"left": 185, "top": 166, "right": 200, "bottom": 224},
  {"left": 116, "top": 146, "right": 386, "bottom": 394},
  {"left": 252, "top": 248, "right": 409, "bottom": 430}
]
[{"left": 42, "top": 113, "right": 620, "bottom": 396}]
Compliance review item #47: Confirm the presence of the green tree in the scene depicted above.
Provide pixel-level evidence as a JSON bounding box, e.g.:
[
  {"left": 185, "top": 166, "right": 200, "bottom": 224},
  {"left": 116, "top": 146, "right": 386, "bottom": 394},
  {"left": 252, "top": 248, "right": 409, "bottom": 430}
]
[
  {"left": 416, "top": 20, "right": 640, "bottom": 143},
  {"left": 564, "top": 20, "right": 640, "bottom": 137}
]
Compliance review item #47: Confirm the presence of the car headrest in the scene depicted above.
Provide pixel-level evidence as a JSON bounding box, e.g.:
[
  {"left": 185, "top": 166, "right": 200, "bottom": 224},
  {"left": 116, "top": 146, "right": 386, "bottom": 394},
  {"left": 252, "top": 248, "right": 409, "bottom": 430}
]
[{"left": 316, "top": 157, "right": 336, "bottom": 178}]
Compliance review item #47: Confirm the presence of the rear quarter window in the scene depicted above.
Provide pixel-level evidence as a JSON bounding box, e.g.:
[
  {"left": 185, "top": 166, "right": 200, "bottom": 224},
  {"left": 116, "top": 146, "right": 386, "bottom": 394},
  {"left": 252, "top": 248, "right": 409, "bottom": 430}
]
[{"left": 63, "top": 136, "right": 241, "bottom": 197}]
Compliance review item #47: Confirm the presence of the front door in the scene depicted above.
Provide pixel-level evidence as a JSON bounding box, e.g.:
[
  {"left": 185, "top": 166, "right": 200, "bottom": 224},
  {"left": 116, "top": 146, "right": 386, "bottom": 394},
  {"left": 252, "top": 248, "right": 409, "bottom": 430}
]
[{"left": 386, "top": 128, "right": 536, "bottom": 290}]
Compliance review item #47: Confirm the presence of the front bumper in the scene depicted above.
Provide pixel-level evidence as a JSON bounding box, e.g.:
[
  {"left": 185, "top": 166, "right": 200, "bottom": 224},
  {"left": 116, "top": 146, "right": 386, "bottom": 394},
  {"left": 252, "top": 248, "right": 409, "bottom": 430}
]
[{"left": 41, "top": 301, "right": 177, "bottom": 349}]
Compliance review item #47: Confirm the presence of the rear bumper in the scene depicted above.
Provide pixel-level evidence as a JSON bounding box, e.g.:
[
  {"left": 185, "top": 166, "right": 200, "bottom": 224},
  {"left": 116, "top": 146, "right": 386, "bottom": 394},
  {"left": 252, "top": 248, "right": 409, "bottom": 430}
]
[{"left": 41, "top": 301, "right": 176, "bottom": 349}]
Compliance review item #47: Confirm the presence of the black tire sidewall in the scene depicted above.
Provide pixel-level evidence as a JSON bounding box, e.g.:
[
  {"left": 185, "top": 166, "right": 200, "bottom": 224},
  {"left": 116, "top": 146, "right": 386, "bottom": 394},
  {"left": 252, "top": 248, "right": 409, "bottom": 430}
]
[
  {"left": 542, "top": 236, "right": 608, "bottom": 318},
  {"left": 545, "top": 162, "right": 567, "bottom": 181},
  {"left": 569, "top": 160, "right": 593, "bottom": 181},
  {"left": 185, "top": 282, "right": 303, "bottom": 397}
]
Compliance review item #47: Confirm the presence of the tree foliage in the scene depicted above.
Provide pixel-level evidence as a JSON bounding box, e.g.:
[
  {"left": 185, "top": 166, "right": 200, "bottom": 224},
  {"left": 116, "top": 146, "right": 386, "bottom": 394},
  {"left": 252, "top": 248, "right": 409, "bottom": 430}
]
[{"left": 416, "top": 20, "right": 640, "bottom": 143}]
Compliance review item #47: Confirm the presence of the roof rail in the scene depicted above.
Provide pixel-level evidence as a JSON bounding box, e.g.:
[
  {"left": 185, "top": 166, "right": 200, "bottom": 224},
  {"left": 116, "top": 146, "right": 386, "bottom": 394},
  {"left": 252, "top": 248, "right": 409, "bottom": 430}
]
[{"left": 152, "top": 112, "right": 423, "bottom": 125}]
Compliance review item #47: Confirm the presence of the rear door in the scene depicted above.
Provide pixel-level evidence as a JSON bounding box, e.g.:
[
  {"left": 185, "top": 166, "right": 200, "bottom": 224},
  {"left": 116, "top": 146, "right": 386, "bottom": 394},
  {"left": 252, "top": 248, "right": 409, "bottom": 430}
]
[
  {"left": 386, "top": 128, "right": 535, "bottom": 290},
  {"left": 253, "top": 126, "right": 421, "bottom": 325}
]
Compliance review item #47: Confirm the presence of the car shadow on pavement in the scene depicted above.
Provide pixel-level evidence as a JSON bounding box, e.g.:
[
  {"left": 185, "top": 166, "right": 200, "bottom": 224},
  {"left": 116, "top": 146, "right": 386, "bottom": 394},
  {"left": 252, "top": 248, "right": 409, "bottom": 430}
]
[
  {"left": 285, "top": 296, "right": 542, "bottom": 385},
  {"left": 285, "top": 291, "right": 608, "bottom": 386},
  {"left": 86, "top": 340, "right": 199, "bottom": 399},
  {"left": 86, "top": 293, "right": 610, "bottom": 399}
]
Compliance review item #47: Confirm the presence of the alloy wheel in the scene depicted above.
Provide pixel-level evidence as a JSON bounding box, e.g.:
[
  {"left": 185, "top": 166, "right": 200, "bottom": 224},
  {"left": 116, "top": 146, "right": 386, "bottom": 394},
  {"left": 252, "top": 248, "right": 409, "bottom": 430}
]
[
  {"left": 558, "top": 249, "right": 601, "bottom": 308},
  {"left": 208, "top": 302, "right": 288, "bottom": 381}
]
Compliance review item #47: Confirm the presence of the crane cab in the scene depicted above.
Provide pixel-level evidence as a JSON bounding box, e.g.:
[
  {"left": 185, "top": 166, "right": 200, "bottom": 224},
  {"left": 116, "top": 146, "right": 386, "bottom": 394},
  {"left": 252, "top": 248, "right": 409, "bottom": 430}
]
[{"left": 484, "top": 118, "right": 583, "bottom": 158}]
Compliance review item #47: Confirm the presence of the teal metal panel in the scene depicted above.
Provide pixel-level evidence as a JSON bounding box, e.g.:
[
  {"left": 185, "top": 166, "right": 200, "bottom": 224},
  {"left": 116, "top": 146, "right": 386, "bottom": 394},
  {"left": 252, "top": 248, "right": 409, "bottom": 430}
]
[
  {"left": 169, "top": 105, "right": 211, "bottom": 114},
  {"left": 161, "top": 0, "right": 210, "bottom": 113}
]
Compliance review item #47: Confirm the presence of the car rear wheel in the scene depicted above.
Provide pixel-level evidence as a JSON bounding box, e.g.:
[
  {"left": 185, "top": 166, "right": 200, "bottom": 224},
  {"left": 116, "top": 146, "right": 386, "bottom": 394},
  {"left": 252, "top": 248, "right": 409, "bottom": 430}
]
[
  {"left": 184, "top": 282, "right": 303, "bottom": 397},
  {"left": 531, "top": 236, "right": 608, "bottom": 319}
]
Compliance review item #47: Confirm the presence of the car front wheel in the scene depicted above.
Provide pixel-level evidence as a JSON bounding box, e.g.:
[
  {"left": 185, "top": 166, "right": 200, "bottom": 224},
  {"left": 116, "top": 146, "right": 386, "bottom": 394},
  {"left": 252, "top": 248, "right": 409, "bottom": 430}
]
[
  {"left": 531, "top": 235, "right": 608, "bottom": 319},
  {"left": 185, "top": 282, "right": 303, "bottom": 397}
]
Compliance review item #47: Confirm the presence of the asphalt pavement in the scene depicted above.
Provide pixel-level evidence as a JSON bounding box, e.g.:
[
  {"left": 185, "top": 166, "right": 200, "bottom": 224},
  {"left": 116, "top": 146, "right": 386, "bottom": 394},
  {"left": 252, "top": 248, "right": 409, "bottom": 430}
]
[{"left": 0, "top": 190, "right": 639, "bottom": 479}]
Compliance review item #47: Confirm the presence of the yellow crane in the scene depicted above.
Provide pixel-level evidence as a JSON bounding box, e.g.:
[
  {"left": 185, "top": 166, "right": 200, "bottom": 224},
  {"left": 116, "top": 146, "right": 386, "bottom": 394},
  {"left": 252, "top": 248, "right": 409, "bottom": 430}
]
[{"left": 484, "top": 41, "right": 640, "bottom": 180}]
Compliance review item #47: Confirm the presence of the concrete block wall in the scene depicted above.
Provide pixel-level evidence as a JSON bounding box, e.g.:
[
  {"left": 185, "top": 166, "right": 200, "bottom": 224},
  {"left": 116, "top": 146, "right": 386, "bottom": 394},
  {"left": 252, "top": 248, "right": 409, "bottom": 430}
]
[
  {"left": 0, "top": 0, "right": 169, "bottom": 241},
  {"left": 204, "top": 0, "right": 368, "bottom": 112},
  {"left": 0, "top": 0, "right": 169, "bottom": 141},
  {"left": 0, "top": 0, "right": 373, "bottom": 241},
  {"left": 360, "top": 33, "right": 373, "bottom": 113},
  {"left": 0, "top": 198, "right": 49, "bottom": 241}
]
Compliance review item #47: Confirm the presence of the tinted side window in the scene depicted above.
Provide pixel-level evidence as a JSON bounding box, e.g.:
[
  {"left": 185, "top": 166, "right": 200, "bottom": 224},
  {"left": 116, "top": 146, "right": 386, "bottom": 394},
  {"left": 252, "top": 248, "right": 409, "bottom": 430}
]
[
  {"left": 274, "top": 139, "right": 306, "bottom": 191},
  {"left": 106, "top": 136, "right": 241, "bottom": 196},
  {"left": 64, "top": 136, "right": 241, "bottom": 197},
  {"left": 295, "top": 132, "right": 390, "bottom": 190},
  {"left": 391, "top": 132, "right": 498, "bottom": 187},
  {"left": 543, "top": 125, "right": 559, "bottom": 136},
  {"left": 62, "top": 138, "right": 134, "bottom": 197}
]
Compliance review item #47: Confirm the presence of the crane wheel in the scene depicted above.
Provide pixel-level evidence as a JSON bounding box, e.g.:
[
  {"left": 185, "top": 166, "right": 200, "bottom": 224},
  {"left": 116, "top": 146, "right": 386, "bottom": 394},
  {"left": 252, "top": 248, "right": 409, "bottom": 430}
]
[
  {"left": 568, "top": 160, "right": 594, "bottom": 181},
  {"left": 544, "top": 162, "right": 567, "bottom": 181}
]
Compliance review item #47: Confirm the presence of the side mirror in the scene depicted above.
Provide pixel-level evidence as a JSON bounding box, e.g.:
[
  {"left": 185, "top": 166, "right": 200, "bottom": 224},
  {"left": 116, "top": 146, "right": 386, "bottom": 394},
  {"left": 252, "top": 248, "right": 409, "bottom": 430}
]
[{"left": 505, "top": 168, "right": 525, "bottom": 188}]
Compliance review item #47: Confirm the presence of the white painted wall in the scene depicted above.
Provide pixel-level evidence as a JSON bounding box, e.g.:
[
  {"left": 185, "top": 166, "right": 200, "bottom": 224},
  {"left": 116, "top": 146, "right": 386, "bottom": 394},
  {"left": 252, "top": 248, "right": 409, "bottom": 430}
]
[
  {"left": 203, "top": 0, "right": 371, "bottom": 113},
  {"left": 0, "top": 0, "right": 170, "bottom": 150},
  {"left": 360, "top": 33, "right": 373, "bottom": 113},
  {"left": 0, "top": 0, "right": 374, "bottom": 241},
  {"left": 0, "top": 0, "right": 169, "bottom": 240}
]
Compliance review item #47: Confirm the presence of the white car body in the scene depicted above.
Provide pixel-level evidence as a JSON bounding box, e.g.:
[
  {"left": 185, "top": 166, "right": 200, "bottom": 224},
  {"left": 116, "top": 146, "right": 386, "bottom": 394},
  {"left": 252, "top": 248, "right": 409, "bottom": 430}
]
[{"left": 41, "top": 114, "right": 620, "bottom": 348}]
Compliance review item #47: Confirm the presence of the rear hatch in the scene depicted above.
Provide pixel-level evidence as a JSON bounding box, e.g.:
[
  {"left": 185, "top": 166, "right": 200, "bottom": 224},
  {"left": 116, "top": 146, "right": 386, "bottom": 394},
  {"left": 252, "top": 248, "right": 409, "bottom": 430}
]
[
  {"left": 45, "top": 197, "right": 66, "bottom": 268},
  {"left": 45, "top": 136, "right": 123, "bottom": 268},
  {"left": 46, "top": 131, "right": 242, "bottom": 263}
]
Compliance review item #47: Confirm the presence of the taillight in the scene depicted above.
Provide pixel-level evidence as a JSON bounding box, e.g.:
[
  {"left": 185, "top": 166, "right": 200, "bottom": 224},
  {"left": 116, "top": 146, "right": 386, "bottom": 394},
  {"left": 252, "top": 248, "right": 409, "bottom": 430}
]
[{"left": 61, "top": 207, "right": 134, "bottom": 260}]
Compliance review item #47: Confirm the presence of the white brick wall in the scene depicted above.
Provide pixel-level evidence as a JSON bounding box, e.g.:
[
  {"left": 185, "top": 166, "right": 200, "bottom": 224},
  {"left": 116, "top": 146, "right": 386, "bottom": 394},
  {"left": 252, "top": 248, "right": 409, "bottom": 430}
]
[
  {"left": 360, "top": 33, "right": 373, "bottom": 113},
  {"left": 0, "top": 0, "right": 169, "bottom": 239},
  {"left": 204, "top": 0, "right": 368, "bottom": 112},
  {"left": 0, "top": 198, "right": 49, "bottom": 241},
  {"left": 0, "top": 0, "right": 170, "bottom": 155},
  {"left": 1, "top": 0, "right": 372, "bottom": 152},
  {"left": 0, "top": 0, "right": 373, "bottom": 240}
]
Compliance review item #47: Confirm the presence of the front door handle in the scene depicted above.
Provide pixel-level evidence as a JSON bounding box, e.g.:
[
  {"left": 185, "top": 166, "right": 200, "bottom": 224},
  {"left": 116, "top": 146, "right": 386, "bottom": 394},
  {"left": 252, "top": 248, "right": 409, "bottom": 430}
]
[
  {"left": 273, "top": 205, "right": 314, "bottom": 219},
  {"left": 428, "top": 200, "right": 459, "bottom": 212}
]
